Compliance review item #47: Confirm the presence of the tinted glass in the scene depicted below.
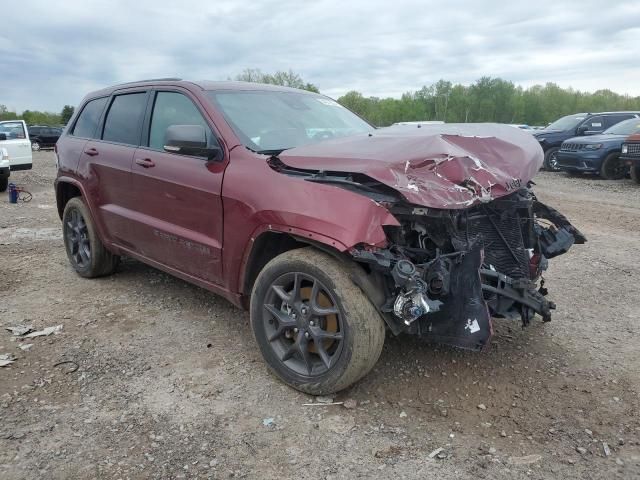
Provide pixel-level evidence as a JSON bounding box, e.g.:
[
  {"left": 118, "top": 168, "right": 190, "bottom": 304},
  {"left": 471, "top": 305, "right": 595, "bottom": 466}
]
[
  {"left": 546, "top": 114, "right": 586, "bottom": 131},
  {"left": 102, "top": 93, "right": 147, "bottom": 145},
  {"left": 584, "top": 116, "right": 604, "bottom": 131},
  {"left": 603, "top": 118, "right": 640, "bottom": 136},
  {"left": 207, "top": 90, "right": 373, "bottom": 153},
  {"left": 149, "top": 92, "right": 214, "bottom": 150},
  {"left": 605, "top": 114, "right": 635, "bottom": 128},
  {"left": 72, "top": 97, "right": 108, "bottom": 138}
]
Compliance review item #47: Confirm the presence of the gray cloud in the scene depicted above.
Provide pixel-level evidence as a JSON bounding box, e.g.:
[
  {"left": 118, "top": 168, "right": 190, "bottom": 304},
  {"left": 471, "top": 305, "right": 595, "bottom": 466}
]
[{"left": 1, "top": 0, "right": 638, "bottom": 112}]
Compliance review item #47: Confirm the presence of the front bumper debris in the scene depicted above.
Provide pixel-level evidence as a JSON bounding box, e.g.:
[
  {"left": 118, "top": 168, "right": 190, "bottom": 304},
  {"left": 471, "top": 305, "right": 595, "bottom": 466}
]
[{"left": 350, "top": 188, "right": 585, "bottom": 351}]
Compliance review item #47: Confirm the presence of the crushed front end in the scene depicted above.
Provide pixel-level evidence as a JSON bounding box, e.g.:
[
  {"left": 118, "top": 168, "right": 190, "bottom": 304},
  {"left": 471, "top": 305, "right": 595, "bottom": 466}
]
[{"left": 350, "top": 187, "right": 586, "bottom": 350}]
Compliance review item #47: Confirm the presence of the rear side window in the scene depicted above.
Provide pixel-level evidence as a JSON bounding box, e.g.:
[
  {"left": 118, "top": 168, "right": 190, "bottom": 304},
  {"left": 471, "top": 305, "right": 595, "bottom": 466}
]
[
  {"left": 72, "top": 97, "right": 108, "bottom": 138},
  {"left": 605, "top": 114, "right": 636, "bottom": 128},
  {"left": 102, "top": 92, "right": 148, "bottom": 145},
  {"left": 148, "top": 92, "right": 214, "bottom": 151}
]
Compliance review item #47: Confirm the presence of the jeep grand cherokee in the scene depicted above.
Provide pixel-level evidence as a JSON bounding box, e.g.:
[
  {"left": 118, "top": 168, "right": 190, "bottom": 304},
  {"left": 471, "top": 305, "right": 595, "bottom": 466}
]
[{"left": 55, "top": 79, "right": 585, "bottom": 394}]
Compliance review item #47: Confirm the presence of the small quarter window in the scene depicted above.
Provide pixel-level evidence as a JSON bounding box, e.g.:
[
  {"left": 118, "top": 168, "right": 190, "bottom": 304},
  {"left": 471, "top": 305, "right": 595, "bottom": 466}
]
[
  {"left": 102, "top": 93, "right": 148, "bottom": 145},
  {"left": 72, "top": 97, "right": 108, "bottom": 138}
]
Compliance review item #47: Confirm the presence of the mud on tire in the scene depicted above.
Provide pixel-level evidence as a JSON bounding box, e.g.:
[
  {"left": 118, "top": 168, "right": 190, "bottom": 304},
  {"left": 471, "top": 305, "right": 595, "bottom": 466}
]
[
  {"left": 250, "top": 247, "right": 386, "bottom": 395},
  {"left": 62, "top": 197, "right": 119, "bottom": 278}
]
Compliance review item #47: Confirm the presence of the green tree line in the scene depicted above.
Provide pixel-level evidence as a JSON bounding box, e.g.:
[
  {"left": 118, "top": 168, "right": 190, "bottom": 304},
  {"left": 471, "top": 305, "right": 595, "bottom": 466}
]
[
  {"left": 337, "top": 77, "right": 640, "bottom": 127},
  {"left": 4, "top": 71, "right": 639, "bottom": 129},
  {"left": 0, "top": 104, "right": 74, "bottom": 125}
]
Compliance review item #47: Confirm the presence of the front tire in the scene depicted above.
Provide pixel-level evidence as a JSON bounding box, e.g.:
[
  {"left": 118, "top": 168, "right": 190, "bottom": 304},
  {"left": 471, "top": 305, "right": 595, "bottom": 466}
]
[
  {"left": 31, "top": 141, "right": 41, "bottom": 151},
  {"left": 543, "top": 147, "right": 561, "bottom": 171},
  {"left": 250, "top": 247, "right": 386, "bottom": 395},
  {"left": 631, "top": 165, "right": 640, "bottom": 184},
  {"left": 600, "top": 152, "right": 626, "bottom": 180},
  {"left": 0, "top": 177, "right": 7, "bottom": 192},
  {"left": 62, "top": 197, "right": 119, "bottom": 278}
]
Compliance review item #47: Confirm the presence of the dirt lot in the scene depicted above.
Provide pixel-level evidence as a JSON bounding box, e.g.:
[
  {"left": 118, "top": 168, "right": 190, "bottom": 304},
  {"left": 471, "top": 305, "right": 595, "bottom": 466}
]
[{"left": 1, "top": 151, "right": 639, "bottom": 479}]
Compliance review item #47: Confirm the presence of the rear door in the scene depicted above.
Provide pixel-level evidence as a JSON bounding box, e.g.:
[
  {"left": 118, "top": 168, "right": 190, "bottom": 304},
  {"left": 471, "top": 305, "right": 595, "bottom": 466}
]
[
  {"left": 77, "top": 91, "right": 149, "bottom": 248},
  {"left": 129, "top": 89, "right": 225, "bottom": 284},
  {"left": 0, "top": 120, "right": 32, "bottom": 168}
]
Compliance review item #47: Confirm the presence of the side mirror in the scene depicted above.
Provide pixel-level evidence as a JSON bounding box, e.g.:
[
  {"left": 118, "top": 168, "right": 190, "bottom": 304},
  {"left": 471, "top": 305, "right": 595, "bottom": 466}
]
[
  {"left": 163, "top": 125, "right": 222, "bottom": 161},
  {"left": 576, "top": 125, "right": 589, "bottom": 135},
  {"left": 0, "top": 133, "right": 6, "bottom": 141}
]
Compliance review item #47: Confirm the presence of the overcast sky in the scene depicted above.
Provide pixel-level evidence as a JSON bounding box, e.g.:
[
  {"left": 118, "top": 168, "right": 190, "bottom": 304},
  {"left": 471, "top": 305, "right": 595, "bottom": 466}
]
[{"left": 1, "top": 0, "right": 639, "bottom": 112}]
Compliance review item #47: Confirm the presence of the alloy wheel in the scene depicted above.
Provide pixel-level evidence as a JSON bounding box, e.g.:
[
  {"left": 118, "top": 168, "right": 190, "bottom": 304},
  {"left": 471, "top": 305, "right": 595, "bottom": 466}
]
[
  {"left": 65, "top": 209, "right": 91, "bottom": 268},
  {"left": 262, "top": 272, "right": 344, "bottom": 377}
]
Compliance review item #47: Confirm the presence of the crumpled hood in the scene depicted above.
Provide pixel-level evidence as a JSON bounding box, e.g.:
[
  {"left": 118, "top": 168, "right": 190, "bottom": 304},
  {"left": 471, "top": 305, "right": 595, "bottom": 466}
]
[{"left": 279, "top": 123, "right": 544, "bottom": 209}]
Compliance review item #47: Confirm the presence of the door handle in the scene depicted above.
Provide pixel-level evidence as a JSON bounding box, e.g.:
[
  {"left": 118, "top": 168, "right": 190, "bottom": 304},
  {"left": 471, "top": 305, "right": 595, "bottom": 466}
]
[
  {"left": 135, "top": 158, "right": 155, "bottom": 168},
  {"left": 84, "top": 147, "right": 99, "bottom": 157}
]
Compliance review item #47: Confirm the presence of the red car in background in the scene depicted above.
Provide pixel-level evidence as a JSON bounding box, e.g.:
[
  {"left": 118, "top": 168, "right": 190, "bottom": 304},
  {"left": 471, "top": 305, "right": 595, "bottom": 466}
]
[
  {"left": 54, "top": 79, "right": 585, "bottom": 394},
  {"left": 621, "top": 133, "right": 640, "bottom": 183}
]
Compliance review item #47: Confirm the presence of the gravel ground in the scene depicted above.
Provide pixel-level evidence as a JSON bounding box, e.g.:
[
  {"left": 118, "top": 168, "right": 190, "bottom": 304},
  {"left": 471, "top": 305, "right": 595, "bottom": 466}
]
[{"left": 1, "top": 151, "right": 639, "bottom": 479}]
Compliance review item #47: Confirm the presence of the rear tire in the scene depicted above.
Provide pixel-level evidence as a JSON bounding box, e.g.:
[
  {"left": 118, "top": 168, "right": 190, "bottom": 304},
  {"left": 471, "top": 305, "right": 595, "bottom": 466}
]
[
  {"left": 631, "top": 165, "right": 640, "bottom": 184},
  {"left": 62, "top": 197, "right": 119, "bottom": 278},
  {"left": 543, "top": 147, "right": 561, "bottom": 171},
  {"left": 600, "top": 152, "right": 626, "bottom": 180},
  {"left": 0, "top": 177, "right": 7, "bottom": 192},
  {"left": 31, "top": 141, "right": 41, "bottom": 151},
  {"left": 250, "top": 247, "right": 386, "bottom": 395}
]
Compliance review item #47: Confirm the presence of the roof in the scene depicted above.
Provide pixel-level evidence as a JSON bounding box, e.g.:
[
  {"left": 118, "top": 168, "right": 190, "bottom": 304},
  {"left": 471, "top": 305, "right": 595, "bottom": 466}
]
[{"left": 84, "top": 79, "right": 318, "bottom": 99}]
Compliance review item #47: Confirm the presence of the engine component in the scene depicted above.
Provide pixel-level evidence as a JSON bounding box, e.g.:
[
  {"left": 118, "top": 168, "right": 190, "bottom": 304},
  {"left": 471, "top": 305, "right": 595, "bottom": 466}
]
[
  {"left": 393, "top": 279, "right": 442, "bottom": 326},
  {"left": 391, "top": 259, "right": 416, "bottom": 287}
]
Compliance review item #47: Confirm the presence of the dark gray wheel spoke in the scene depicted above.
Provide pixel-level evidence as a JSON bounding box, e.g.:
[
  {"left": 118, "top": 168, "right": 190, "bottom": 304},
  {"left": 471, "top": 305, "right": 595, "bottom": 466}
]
[
  {"left": 314, "top": 330, "right": 343, "bottom": 341},
  {"left": 264, "top": 304, "right": 297, "bottom": 341},
  {"left": 315, "top": 341, "right": 332, "bottom": 369},
  {"left": 281, "top": 343, "right": 297, "bottom": 362},
  {"left": 271, "top": 285, "right": 291, "bottom": 303},
  {"left": 290, "top": 273, "right": 302, "bottom": 304},
  {"left": 309, "top": 280, "right": 339, "bottom": 316},
  {"left": 298, "top": 336, "right": 313, "bottom": 375}
]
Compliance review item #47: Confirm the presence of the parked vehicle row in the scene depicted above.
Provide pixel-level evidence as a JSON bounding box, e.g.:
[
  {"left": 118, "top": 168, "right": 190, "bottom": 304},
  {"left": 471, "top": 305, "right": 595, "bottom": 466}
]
[
  {"left": 531, "top": 111, "right": 640, "bottom": 183},
  {"left": 532, "top": 111, "right": 640, "bottom": 171}
]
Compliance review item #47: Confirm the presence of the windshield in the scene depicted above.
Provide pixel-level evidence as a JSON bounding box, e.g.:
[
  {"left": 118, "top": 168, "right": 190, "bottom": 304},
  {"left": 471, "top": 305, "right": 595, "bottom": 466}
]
[
  {"left": 207, "top": 90, "right": 374, "bottom": 153},
  {"left": 603, "top": 118, "right": 640, "bottom": 136},
  {"left": 546, "top": 114, "right": 587, "bottom": 131}
]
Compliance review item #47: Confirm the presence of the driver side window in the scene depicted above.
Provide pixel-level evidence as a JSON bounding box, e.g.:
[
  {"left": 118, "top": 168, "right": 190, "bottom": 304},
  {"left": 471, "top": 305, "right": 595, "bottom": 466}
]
[
  {"left": 149, "top": 92, "right": 216, "bottom": 151},
  {"left": 584, "top": 116, "right": 604, "bottom": 131}
]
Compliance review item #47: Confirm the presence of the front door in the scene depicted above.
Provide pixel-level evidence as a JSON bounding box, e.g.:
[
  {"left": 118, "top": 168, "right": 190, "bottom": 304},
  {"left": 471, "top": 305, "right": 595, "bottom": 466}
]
[
  {"left": 0, "top": 121, "right": 32, "bottom": 168},
  {"left": 129, "top": 90, "right": 225, "bottom": 284}
]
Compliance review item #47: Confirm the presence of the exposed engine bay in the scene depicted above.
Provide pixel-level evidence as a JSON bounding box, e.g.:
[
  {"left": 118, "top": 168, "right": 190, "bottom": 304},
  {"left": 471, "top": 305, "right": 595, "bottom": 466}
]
[
  {"left": 349, "top": 187, "right": 586, "bottom": 350},
  {"left": 269, "top": 124, "right": 586, "bottom": 350}
]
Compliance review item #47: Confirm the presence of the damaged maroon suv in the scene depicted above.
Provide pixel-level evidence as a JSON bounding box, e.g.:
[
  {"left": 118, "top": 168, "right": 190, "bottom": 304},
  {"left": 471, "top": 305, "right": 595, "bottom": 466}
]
[{"left": 55, "top": 79, "right": 585, "bottom": 394}]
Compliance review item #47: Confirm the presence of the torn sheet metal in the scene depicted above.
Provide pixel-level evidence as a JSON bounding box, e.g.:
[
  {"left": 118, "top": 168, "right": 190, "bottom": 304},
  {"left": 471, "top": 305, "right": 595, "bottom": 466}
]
[{"left": 278, "top": 123, "right": 543, "bottom": 209}]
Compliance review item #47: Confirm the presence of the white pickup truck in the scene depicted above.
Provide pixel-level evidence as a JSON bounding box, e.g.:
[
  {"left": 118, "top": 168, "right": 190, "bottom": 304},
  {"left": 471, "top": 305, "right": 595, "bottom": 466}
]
[{"left": 0, "top": 120, "right": 33, "bottom": 191}]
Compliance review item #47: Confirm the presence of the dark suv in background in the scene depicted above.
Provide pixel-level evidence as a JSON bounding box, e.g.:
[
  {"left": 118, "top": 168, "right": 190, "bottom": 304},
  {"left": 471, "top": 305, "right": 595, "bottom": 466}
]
[
  {"left": 555, "top": 118, "right": 640, "bottom": 179},
  {"left": 28, "top": 125, "right": 63, "bottom": 151},
  {"left": 533, "top": 112, "right": 640, "bottom": 170}
]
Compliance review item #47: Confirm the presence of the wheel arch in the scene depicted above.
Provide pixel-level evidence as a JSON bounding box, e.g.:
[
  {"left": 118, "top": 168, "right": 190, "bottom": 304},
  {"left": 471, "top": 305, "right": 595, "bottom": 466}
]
[
  {"left": 55, "top": 178, "right": 84, "bottom": 220},
  {"left": 238, "top": 227, "right": 351, "bottom": 308}
]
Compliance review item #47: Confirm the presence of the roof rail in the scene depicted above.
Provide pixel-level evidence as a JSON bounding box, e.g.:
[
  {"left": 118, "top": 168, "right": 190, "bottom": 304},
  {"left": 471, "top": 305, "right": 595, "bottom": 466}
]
[{"left": 113, "top": 77, "right": 182, "bottom": 87}]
